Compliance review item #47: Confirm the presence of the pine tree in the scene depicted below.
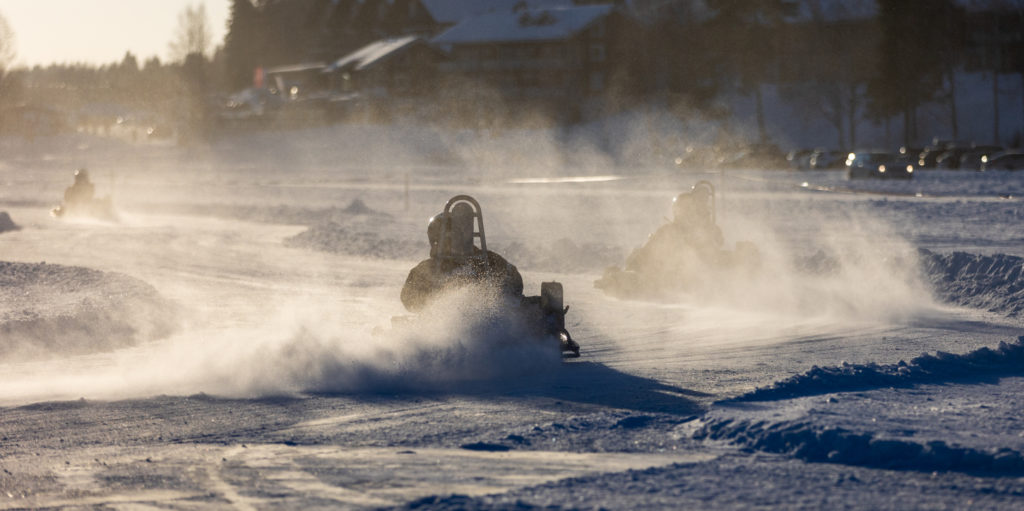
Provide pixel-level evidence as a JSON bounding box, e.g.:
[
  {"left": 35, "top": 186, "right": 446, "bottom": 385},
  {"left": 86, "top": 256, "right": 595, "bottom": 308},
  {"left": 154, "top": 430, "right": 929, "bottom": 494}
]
[
  {"left": 867, "top": 0, "right": 959, "bottom": 145},
  {"left": 224, "top": 0, "right": 263, "bottom": 89}
]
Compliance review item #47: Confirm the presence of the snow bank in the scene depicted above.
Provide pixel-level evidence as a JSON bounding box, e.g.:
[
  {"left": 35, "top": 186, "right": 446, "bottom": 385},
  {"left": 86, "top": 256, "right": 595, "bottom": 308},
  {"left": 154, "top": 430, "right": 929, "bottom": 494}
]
[
  {"left": 283, "top": 199, "right": 424, "bottom": 259},
  {"left": 730, "top": 337, "right": 1024, "bottom": 402},
  {"left": 695, "top": 411, "right": 1024, "bottom": 474},
  {"left": 0, "top": 212, "right": 18, "bottom": 233},
  {"left": 693, "top": 339, "right": 1024, "bottom": 474},
  {"left": 919, "top": 249, "right": 1024, "bottom": 318},
  {"left": 0, "top": 261, "right": 177, "bottom": 360}
]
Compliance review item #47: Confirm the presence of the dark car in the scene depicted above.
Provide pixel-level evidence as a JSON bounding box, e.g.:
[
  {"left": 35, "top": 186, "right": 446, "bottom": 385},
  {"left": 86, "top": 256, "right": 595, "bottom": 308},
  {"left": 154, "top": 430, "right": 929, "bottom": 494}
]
[
  {"left": 958, "top": 145, "right": 1003, "bottom": 171},
  {"left": 917, "top": 140, "right": 956, "bottom": 169},
  {"left": 980, "top": 151, "right": 1024, "bottom": 171},
  {"left": 786, "top": 149, "right": 814, "bottom": 170},
  {"left": 809, "top": 149, "right": 847, "bottom": 170},
  {"left": 847, "top": 151, "right": 914, "bottom": 180},
  {"left": 934, "top": 146, "right": 976, "bottom": 169}
]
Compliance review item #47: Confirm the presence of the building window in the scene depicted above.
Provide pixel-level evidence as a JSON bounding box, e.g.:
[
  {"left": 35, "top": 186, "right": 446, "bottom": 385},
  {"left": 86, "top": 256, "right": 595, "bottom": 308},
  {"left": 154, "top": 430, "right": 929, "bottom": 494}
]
[{"left": 589, "top": 44, "right": 605, "bottom": 63}]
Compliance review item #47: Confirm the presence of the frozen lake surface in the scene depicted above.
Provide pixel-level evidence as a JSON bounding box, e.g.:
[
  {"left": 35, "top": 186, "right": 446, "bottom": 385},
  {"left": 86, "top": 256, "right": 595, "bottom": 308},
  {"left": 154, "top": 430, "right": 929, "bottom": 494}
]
[{"left": 0, "top": 130, "right": 1022, "bottom": 509}]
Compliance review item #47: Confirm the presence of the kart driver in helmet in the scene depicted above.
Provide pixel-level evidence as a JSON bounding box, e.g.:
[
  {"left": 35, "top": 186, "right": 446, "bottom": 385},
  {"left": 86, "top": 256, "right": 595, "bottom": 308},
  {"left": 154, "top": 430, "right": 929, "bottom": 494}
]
[
  {"left": 623, "top": 186, "right": 726, "bottom": 278},
  {"left": 400, "top": 201, "right": 523, "bottom": 312},
  {"left": 63, "top": 168, "right": 96, "bottom": 208}
]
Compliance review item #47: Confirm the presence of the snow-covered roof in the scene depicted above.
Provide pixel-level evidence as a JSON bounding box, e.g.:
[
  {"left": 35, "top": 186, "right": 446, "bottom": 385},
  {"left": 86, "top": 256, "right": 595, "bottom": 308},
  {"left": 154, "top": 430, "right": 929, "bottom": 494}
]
[
  {"left": 957, "top": 0, "right": 1024, "bottom": 11},
  {"left": 265, "top": 62, "right": 327, "bottom": 75},
  {"left": 432, "top": 4, "right": 614, "bottom": 45},
  {"left": 783, "top": 0, "right": 877, "bottom": 24},
  {"left": 326, "top": 36, "right": 422, "bottom": 73},
  {"left": 420, "top": 0, "right": 573, "bottom": 25}
]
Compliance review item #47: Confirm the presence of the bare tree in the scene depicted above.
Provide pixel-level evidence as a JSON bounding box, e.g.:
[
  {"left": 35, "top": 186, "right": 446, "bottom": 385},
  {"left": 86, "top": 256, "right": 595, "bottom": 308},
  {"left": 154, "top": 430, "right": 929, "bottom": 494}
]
[
  {"left": 169, "top": 3, "right": 212, "bottom": 62},
  {"left": 0, "top": 9, "right": 17, "bottom": 109},
  {"left": 0, "top": 10, "right": 15, "bottom": 72}
]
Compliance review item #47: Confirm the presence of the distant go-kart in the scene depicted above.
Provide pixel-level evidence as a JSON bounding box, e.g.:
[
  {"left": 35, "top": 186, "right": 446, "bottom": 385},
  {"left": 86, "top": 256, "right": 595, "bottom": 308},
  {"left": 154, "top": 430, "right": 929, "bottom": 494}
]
[
  {"left": 595, "top": 181, "right": 760, "bottom": 301},
  {"left": 50, "top": 169, "right": 119, "bottom": 221}
]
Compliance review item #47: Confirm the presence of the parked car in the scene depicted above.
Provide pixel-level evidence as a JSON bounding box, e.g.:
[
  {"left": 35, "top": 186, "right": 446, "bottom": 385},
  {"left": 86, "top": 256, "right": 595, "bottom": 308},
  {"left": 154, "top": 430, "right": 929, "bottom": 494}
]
[
  {"left": 980, "top": 151, "right": 1024, "bottom": 171},
  {"left": 917, "top": 140, "right": 955, "bottom": 169},
  {"left": 847, "top": 151, "right": 913, "bottom": 179},
  {"left": 809, "top": 149, "right": 847, "bottom": 170},
  {"left": 958, "top": 145, "right": 1003, "bottom": 171},
  {"left": 786, "top": 149, "right": 814, "bottom": 170},
  {"left": 934, "top": 146, "right": 976, "bottom": 169}
]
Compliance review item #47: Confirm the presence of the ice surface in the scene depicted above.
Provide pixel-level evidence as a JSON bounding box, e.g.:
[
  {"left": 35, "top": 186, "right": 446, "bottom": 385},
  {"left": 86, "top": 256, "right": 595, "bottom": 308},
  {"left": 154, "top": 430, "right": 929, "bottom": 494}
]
[{"left": 2, "top": 127, "right": 1024, "bottom": 508}]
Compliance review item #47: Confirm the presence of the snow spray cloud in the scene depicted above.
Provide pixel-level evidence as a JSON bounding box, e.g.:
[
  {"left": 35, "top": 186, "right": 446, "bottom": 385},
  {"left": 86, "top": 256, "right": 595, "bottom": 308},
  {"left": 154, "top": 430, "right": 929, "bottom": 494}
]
[
  {"left": 0, "top": 285, "right": 562, "bottom": 405},
  {"left": 693, "top": 191, "right": 939, "bottom": 322}
]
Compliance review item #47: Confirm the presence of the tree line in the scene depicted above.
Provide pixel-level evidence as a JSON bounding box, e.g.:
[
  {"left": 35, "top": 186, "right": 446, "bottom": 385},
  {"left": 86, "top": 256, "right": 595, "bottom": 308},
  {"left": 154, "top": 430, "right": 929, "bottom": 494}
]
[{"left": 2, "top": 1, "right": 1022, "bottom": 146}]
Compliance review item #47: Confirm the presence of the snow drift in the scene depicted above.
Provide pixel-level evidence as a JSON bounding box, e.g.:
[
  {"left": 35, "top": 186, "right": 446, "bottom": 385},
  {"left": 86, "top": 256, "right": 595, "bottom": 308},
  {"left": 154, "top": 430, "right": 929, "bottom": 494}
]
[
  {"left": 0, "top": 261, "right": 177, "bottom": 360},
  {"left": 695, "top": 338, "right": 1024, "bottom": 475},
  {"left": 919, "top": 249, "right": 1024, "bottom": 318},
  {"left": 732, "top": 336, "right": 1024, "bottom": 402}
]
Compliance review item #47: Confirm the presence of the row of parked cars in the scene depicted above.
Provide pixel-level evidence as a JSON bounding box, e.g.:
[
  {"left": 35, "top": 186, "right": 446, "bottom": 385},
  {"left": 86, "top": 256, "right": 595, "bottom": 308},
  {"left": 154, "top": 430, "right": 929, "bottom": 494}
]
[{"left": 786, "top": 142, "right": 1024, "bottom": 179}]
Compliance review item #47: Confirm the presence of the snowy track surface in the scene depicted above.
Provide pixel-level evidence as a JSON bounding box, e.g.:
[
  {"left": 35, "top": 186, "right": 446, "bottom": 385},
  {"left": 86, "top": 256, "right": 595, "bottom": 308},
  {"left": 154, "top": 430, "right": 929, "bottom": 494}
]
[{"left": 1, "top": 133, "right": 1023, "bottom": 509}]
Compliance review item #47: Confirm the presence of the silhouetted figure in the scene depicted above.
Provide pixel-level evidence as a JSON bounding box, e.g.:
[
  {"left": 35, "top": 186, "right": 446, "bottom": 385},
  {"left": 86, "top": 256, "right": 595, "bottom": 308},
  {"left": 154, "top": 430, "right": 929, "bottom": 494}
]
[
  {"left": 596, "top": 181, "right": 759, "bottom": 299},
  {"left": 401, "top": 199, "right": 522, "bottom": 312},
  {"left": 51, "top": 168, "right": 116, "bottom": 220},
  {"left": 63, "top": 169, "right": 96, "bottom": 208},
  {"left": 397, "top": 194, "right": 579, "bottom": 357}
]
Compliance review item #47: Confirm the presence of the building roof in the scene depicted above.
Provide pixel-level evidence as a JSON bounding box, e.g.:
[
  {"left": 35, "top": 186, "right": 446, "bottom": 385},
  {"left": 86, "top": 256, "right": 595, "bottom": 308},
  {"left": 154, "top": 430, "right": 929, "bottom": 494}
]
[
  {"left": 265, "top": 62, "right": 327, "bottom": 75},
  {"left": 432, "top": 4, "right": 614, "bottom": 45},
  {"left": 783, "top": 0, "right": 877, "bottom": 23},
  {"left": 420, "top": 0, "right": 573, "bottom": 25},
  {"left": 326, "top": 36, "right": 422, "bottom": 73}
]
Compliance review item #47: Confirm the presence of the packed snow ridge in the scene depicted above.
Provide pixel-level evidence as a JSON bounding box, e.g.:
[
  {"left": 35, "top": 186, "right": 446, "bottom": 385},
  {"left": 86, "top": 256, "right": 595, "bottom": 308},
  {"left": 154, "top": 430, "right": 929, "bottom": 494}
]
[
  {"left": 0, "top": 261, "right": 177, "bottom": 359},
  {"left": 919, "top": 249, "right": 1024, "bottom": 318},
  {"left": 693, "top": 339, "right": 1024, "bottom": 475},
  {"left": 731, "top": 337, "right": 1024, "bottom": 402}
]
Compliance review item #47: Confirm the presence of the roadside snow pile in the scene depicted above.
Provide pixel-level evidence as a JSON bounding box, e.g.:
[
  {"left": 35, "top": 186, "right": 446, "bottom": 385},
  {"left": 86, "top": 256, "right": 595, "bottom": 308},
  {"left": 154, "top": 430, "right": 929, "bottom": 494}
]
[
  {"left": 695, "top": 408, "right": 1024, "bottom": 474},
  {"left": 284, "top": 199, "right": 424, "bottom": 259},
  {"left": 919, "top": 249, "right": 1024, "bottom": 318},
  {"left": 0, "top": 212, "right": 18, "bottom": 233},
  {"left": 695, "top": 339, "right": 1024, "bottom": 474},
  {"left": 0, "top": 261, "right": 177, "bottom": 360},
  {"left": 731, "top": 337, "right": 1024, "bottom": 402}
]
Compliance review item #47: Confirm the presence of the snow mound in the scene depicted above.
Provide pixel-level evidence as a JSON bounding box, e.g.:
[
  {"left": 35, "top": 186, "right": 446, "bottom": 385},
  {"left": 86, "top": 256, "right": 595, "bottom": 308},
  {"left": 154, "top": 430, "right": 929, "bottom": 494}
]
[
  {"left": 0, "top": 261, "right": 178, "bottom": 360},
  {"left": 695, "top": 414, "right": 1024, "bottom": 475},
  {"left": 732, "top": 337, "right": 1024, "bottom": 402},
  {"left": 0, "top": 211, "right": 18, "bottom": 233},
  {"left": 282, "top": 199, "right": 426, "bottom": 259},
  {"left": 919, "top": 249, "right": 1024, "bottom": 318}
]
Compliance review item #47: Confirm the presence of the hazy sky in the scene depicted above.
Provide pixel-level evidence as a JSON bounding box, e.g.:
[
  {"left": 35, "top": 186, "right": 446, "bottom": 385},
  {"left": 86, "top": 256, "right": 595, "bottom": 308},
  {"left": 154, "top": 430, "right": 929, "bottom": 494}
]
[{"left": 1, "top": 0, "right": 230, "bottom": 67}]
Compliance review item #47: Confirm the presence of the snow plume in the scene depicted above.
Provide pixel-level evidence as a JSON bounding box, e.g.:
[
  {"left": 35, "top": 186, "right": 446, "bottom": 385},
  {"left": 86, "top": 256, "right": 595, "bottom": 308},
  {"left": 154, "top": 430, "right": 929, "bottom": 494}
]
[
  {"left": 217, "top": 285, "right": 562, "bottom": 396},
  {"left": 637, "top": 194, "right": 940, "bottom": 323},
  {"left": 0, "top": 285, "right": 562, "bottom": 404}
]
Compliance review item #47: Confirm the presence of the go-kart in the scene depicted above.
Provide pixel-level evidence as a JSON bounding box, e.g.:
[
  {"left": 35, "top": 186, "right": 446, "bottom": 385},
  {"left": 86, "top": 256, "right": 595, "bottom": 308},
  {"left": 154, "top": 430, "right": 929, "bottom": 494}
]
[
  {"left": 393, "top": 195, "right": 580, "bottom": 357},
  {"left": 595, "top": 181, "right": 760, "bottom": 300}
]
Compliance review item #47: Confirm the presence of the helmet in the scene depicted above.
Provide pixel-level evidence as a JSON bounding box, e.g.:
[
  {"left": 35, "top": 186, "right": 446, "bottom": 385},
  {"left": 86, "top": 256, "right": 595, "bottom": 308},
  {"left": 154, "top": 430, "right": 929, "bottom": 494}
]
[
  {"left": 449, "top": 202, "right": 475, "bottom": 257},
  {"left": 672, "top": 192, "right": 696, "bottom": 222},
  {"left": 74, "top": 168, "right": 89, "bottom": 182},
  {"left": 427, "top": 213, "right": 447, "bottom": 257}
]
